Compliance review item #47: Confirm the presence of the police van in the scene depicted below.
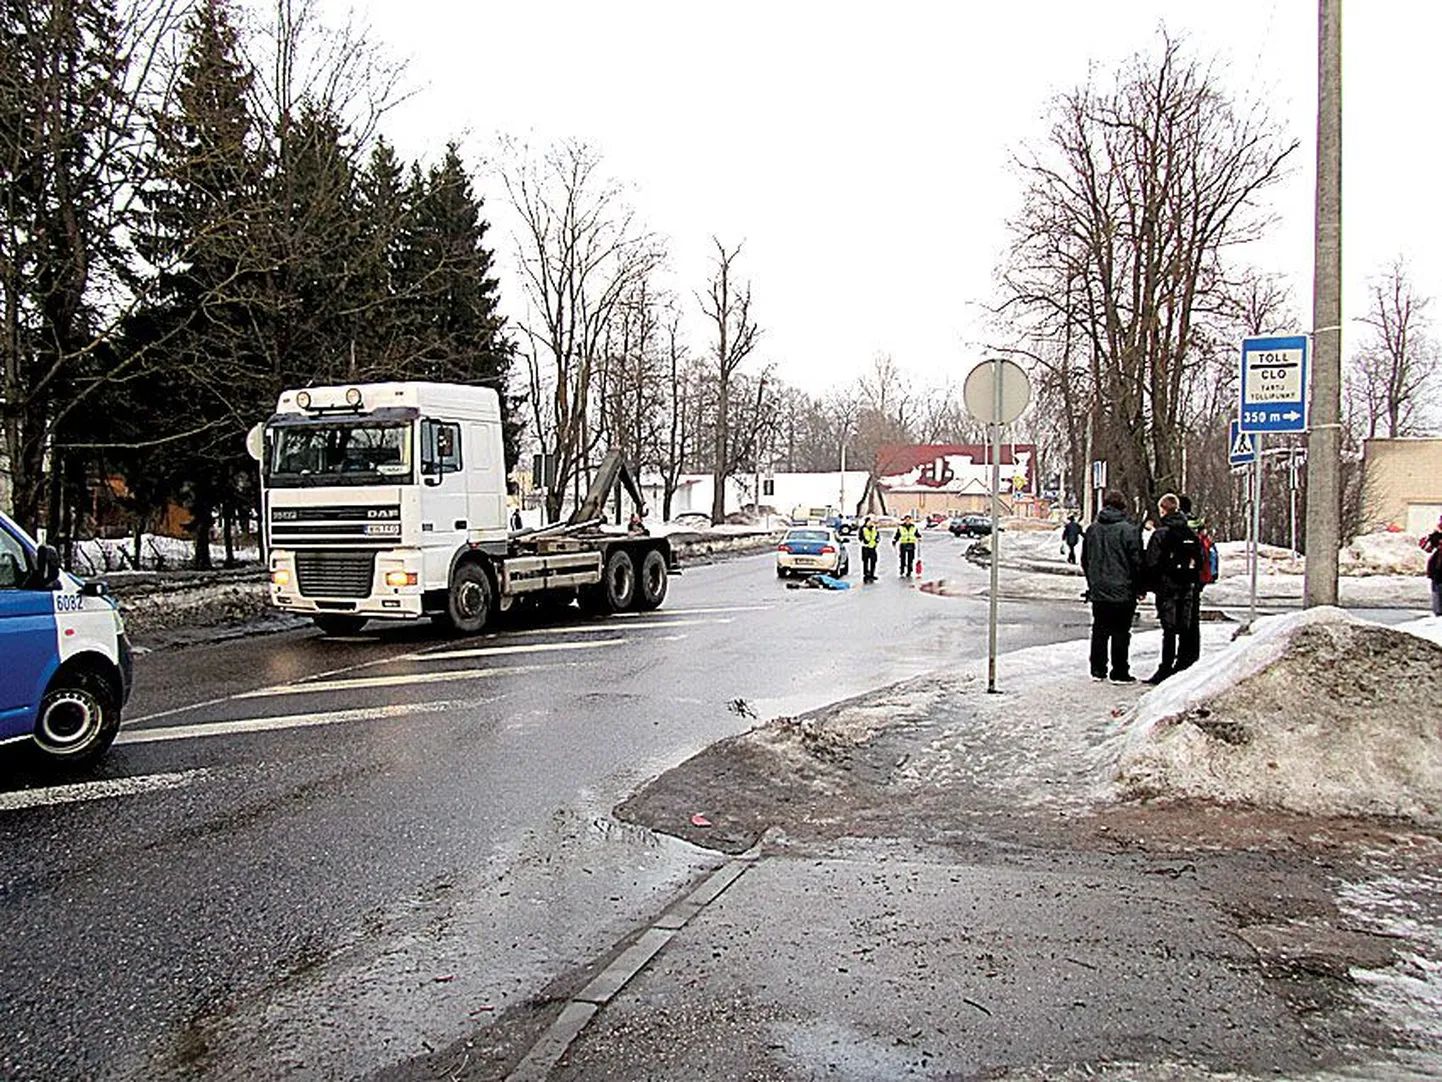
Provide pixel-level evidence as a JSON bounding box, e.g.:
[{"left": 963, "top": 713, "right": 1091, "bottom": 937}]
[{"left": 0, "top": 510, "right": 132, "bottom": 766}]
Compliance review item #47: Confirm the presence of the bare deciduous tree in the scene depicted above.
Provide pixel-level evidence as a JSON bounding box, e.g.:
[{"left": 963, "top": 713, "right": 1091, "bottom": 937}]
[
  {"left": 699, "top": 238, "right": 760, "bottom": 523},
  {"left": 997, "top": 32, "right": 1297, "bottom": 507},
  {"left": 1346, "top": 258, "right": 1438, "bottom": 439},
  {"left": 504, "top": 139, "right": 661, "bottom": 521}
]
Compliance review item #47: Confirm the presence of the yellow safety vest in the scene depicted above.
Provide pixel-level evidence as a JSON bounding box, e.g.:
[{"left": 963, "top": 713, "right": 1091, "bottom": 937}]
[
  {"left": 898, "top": 524, "right": 919, "bottom": 544},
  {"left": 860, "top": 525, "right": 880, "bottom": 547}
]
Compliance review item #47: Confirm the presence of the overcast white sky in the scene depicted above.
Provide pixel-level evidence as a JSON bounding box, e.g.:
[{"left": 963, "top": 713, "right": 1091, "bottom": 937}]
[{"left": 326, "top": 1, "right": 1439, "bottom": 397}]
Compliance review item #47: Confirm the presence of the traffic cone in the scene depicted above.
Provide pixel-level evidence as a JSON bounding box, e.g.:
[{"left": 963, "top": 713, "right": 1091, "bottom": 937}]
[{"left": 915, "top": 558, "right": 922, "bottom": 574}]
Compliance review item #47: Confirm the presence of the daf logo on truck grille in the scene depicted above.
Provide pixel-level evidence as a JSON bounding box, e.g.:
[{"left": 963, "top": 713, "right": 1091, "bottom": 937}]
[{"left": 366, "top": 508, "right": 400, "bottom": 519}]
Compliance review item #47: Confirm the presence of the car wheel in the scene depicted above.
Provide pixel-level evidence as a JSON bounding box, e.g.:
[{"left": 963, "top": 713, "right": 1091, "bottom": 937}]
[
  {"left": 439, "top": 560, "right": 492, "bottom": 634},
  {"left": 600, "top": 549, "right": 636, "bottom": 612},
  {"left": 635, "top": 549, "right": 668, "bottom": 610},
  {"left": 34, "top": 670, "right": 119, "bottom": 767},
  {"left": 313, "top": 614, "right": 368, "bottom": 636},
  {"left": 777, "top": 565, "right": 787, "bottom": 578}
]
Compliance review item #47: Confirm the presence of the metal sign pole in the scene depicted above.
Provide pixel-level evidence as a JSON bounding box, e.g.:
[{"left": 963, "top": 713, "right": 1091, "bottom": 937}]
[
  {"left": 1248, "top": 438, "right": 1263, "bottom": 628},
  {"left": 987, "top": 362, "right": 1003, "bottom": 693}
]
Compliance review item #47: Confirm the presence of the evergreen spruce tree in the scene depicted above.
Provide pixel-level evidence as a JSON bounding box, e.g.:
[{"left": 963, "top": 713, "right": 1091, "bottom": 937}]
[{"left": 400, "top": 144, "right": 519, "bottom": 466}]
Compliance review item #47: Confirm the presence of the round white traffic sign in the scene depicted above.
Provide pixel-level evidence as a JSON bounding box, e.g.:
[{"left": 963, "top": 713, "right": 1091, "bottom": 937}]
[{"left": 963, "top": 358, "right": 1031, "bottom": 425}]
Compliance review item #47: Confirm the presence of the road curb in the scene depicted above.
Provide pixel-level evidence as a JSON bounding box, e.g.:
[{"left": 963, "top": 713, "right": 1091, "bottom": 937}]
[{"left": 503, "top": 848, "right": 760, "bottom": 1082}]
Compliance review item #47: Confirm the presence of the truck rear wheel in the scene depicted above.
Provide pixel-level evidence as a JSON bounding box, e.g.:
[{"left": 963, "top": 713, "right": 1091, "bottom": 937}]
[
  {"left": 635, "top": 549, "right": 668, "bottom": 610},
  {"left": 600, "top": 549, "right": 636, "bottom": 612},
  {"left": 440, "top": 560, "right": 492, "bottom": 635}
]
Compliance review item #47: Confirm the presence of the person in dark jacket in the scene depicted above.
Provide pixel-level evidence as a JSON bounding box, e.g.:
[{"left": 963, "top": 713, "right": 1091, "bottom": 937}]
[
  {"left": 1422, "top": 515, "right": 1442, "bottom": 616},
  {"left": 1144, "top": 492, "right": 1201, "bottom": 684},
  {"left": 1081, "top": 490, "right": 1143, "bottom": 683},
  {"left": 1062, "top": 514, "right": 1083, "bottom": 564}
]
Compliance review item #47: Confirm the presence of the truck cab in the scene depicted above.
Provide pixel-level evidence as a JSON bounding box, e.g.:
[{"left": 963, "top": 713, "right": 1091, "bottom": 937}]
[
  {"left": 0, "top": 511, "right": 132, "bottom": 766},
  {"left": 258, "top": 381, "right": 674, "bottom": 636}
]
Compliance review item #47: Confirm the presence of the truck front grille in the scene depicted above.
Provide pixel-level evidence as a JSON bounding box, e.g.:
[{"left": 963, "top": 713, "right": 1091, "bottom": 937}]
[
  {"left": 295, "top": 551, "right": 376, "bottom": 599},
  {"left": 270, "top": 504, "right": 401, "bottom": 546}
]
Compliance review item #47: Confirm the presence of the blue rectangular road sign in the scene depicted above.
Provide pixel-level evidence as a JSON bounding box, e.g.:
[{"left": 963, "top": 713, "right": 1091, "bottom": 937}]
[
  {"left": 1228, "top": 419, "right": 1258, "bottom": 467},
  {"left": 1239, "top": 334, "right": 1309, "bottom": 433}
]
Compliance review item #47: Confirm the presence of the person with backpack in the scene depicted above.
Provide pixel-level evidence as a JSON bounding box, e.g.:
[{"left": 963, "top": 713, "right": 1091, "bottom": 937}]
[
  {"left": 1144, "top": 492, "right": 1202, "bottom": 685},
  {"left": 1081, "top": 490, "right": 1144, "bottom": 683},
  {"left": 1177, "top": 495, "right": 1215, "bottom": 671},
  {"left": 1421, "top": 515, "right": 1442, "bottom": 616}
]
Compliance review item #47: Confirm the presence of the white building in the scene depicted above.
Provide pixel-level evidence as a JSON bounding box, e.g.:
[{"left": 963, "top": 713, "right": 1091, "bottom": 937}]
[{"left": 641, "top": 470, "right": 872, "bottom": 522}]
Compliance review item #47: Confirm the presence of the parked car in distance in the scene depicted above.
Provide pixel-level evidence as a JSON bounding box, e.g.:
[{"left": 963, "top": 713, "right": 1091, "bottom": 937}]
[
  {"left": 776, "top": 527, "right": 849, "bottom": 578},
  {"left": 925, "top": 512, "right": 949, "bottom": 528},
  {"left": 949, "top": 514, "right": 1000, "bottom": 538},
  {"left": 823, "top": 514, "right": 857, "bottom": 538}
]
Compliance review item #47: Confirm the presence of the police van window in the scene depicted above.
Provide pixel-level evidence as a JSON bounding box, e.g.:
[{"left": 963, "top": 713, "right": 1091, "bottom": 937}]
[{"left": 0, "top": 528, "right": 27, "bottom": 589}]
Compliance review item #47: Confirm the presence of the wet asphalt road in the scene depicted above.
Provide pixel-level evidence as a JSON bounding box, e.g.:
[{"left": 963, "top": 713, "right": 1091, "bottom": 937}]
[{"left": 0, "top": 534, "right": 1090, "bottom": 1080}]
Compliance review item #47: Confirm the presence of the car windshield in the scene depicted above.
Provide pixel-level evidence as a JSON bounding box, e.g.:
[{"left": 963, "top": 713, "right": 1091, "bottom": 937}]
[
  {"left": 269, "top": 422, "right": 413, "bottom": 487},
  {"left": 787, "top": 530, "right": 830, "bottom": 542}
]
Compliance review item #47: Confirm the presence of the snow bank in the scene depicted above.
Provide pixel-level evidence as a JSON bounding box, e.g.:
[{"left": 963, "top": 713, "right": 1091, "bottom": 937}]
[
  {"left": 1111, "top": 608, "right": 1442, "bottom": 823},
  {"left": 1343, "top": 531, "right": 1429, "bottom": 576}
]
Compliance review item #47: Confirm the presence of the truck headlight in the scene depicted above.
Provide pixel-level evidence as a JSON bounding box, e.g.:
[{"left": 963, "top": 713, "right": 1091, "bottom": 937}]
[
  {"left": 272, "top": 568, "right": 292, "bottom": 586},
  {"left": 384, "top": 570, "right": 417, "bottom": 587}
]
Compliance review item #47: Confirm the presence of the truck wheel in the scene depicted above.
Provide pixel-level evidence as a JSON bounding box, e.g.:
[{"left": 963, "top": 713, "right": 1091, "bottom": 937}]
[
  {"left": 635, "top": 549, "right": 668, "bottom": 610},
  {"left": 441, "top": 561, "right": 492, "bottom": 634},
  {"left": 600, "top": 549, "right": 636, "bottom": 612},
  {"left": 34, "top": 670, "right": 119, "bottom": 767},
  {"left": 313, "top": 614, "right": 368, "bottom": 637}
]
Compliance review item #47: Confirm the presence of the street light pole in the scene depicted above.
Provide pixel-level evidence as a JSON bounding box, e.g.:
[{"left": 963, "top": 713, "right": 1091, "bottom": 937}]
[{"left": 1305, "top": 0, "right": 1342, "bottom": 606}]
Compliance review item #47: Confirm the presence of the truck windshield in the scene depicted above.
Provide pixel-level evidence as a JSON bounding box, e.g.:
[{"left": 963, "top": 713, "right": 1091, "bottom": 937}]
[{"left": 268, "top": 422, "right": 413, "bottom": 487}]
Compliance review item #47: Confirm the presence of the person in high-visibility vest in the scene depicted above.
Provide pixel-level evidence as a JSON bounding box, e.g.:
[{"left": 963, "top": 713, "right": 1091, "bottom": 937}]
[
  {"left": 893, "top": 515, "right": 920, "bottom": 577},
  {"left": 858, "top": 516, "right": 881, "bottom": 581}
]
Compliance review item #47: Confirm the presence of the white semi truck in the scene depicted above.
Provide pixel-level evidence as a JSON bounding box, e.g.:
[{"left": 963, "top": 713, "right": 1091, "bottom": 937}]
[{"left": 252, "top": 381, "right": 674, "bottom": 635}]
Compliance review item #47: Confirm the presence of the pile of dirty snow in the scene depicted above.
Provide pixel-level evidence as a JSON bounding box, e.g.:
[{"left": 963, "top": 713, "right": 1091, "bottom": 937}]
[
  {"left": 1341, "top": 531, "right": 1429, "bottom": 576},
  {"left": 1111, "top": 608, "right": 1442, "bottom": 823}
]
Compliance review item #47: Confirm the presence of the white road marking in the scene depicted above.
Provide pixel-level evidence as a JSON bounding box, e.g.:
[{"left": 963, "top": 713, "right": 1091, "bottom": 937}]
[
  {"left": 116, "top": 699, "right": 468, "bottom": 745},
  {"left": 414, "top": 639, "right": 628, "bottom": 663},
  {"left": 611, "top": 605, "right": 770, "bottom": 617},
  {"left": 493, "top": 617, "right": 730, "bottom": 636},
  {"left": 236, "top": 662, "right": 580, "bottom": 699},
  {"left": 0, "top": 769, "right": 208, "bottom": 812}
]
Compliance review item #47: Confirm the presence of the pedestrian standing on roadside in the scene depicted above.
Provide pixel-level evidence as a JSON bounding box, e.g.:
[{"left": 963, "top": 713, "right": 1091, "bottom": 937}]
[
  {"left": 1421, "top": 515, "right": 1442, "bottom": 616},
  {"left": 1062, "top": 514, "right": 1083, "bottom": 564},
  {"left": 1144, "top": 492, "right": 1203, "bottom": 685},
  {"left": 1081, "top": 490, "right": 1143, "bottom": 683},
  {"left": 1177, "top": 494, "right": 1205, "bottom": 671},
  {"left": 858, "top": 515, "right": 881, "bottom": 582},
  {"left": 893, "top": 515, "right": 919, "bottom": 577}
]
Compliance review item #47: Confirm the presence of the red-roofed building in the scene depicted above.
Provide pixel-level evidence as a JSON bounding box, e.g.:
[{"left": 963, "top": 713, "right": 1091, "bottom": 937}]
[{"left": 863, "top": 443, "right": 1040, "bottom": 518}]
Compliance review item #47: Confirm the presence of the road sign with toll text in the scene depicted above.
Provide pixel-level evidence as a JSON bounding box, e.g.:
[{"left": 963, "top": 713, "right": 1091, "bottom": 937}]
[
  {"left": 1239, "top": 334, "right": 1309, "bottom": 433},
  {"left": 1228, "top": 419, "right": 1258, "bottom": 467}
]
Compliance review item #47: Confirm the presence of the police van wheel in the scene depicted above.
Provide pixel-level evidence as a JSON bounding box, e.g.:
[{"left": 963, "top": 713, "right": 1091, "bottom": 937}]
[
  {"left": 35, "top": 672, "right": 119, "bottom": 766},
  {"left": 313, "top": 614, "right": 368, "bottom": 637},
  {"left": 635, "top": 549, "right": 668, "bottom": 610},
  {"left": 441, "top": 561, "right": 491, "bottom": 635}
]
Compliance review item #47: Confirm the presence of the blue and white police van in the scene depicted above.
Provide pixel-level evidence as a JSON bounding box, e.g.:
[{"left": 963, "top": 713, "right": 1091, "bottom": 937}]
[{"left": 0, "top": 510, "right": 132, "bottom": 766}]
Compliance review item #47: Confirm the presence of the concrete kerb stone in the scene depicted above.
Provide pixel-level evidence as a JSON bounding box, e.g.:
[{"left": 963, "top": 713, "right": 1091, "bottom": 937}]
[{"left": 503, "top": 846, "right": 761, "bottom": 1082}]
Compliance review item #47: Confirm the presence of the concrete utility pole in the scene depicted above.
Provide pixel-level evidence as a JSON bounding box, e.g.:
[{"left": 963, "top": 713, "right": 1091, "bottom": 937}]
[{"left": 1304, "top": 0, "right": 1342, "bottom": 607}]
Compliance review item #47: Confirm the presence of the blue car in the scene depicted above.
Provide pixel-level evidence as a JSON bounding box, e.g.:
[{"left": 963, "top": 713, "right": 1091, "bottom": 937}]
[{"left": 1, "top": 511, "right": 132, "bottom": 766}]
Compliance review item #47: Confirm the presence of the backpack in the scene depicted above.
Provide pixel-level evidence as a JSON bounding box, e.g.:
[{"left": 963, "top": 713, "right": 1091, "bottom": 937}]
[
  {"left": 1162, "top": 521, "right": 1202, "bottom": 589},
  {"left": 1198, "top": 530, "right": 1218, "bottom": 586}
]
